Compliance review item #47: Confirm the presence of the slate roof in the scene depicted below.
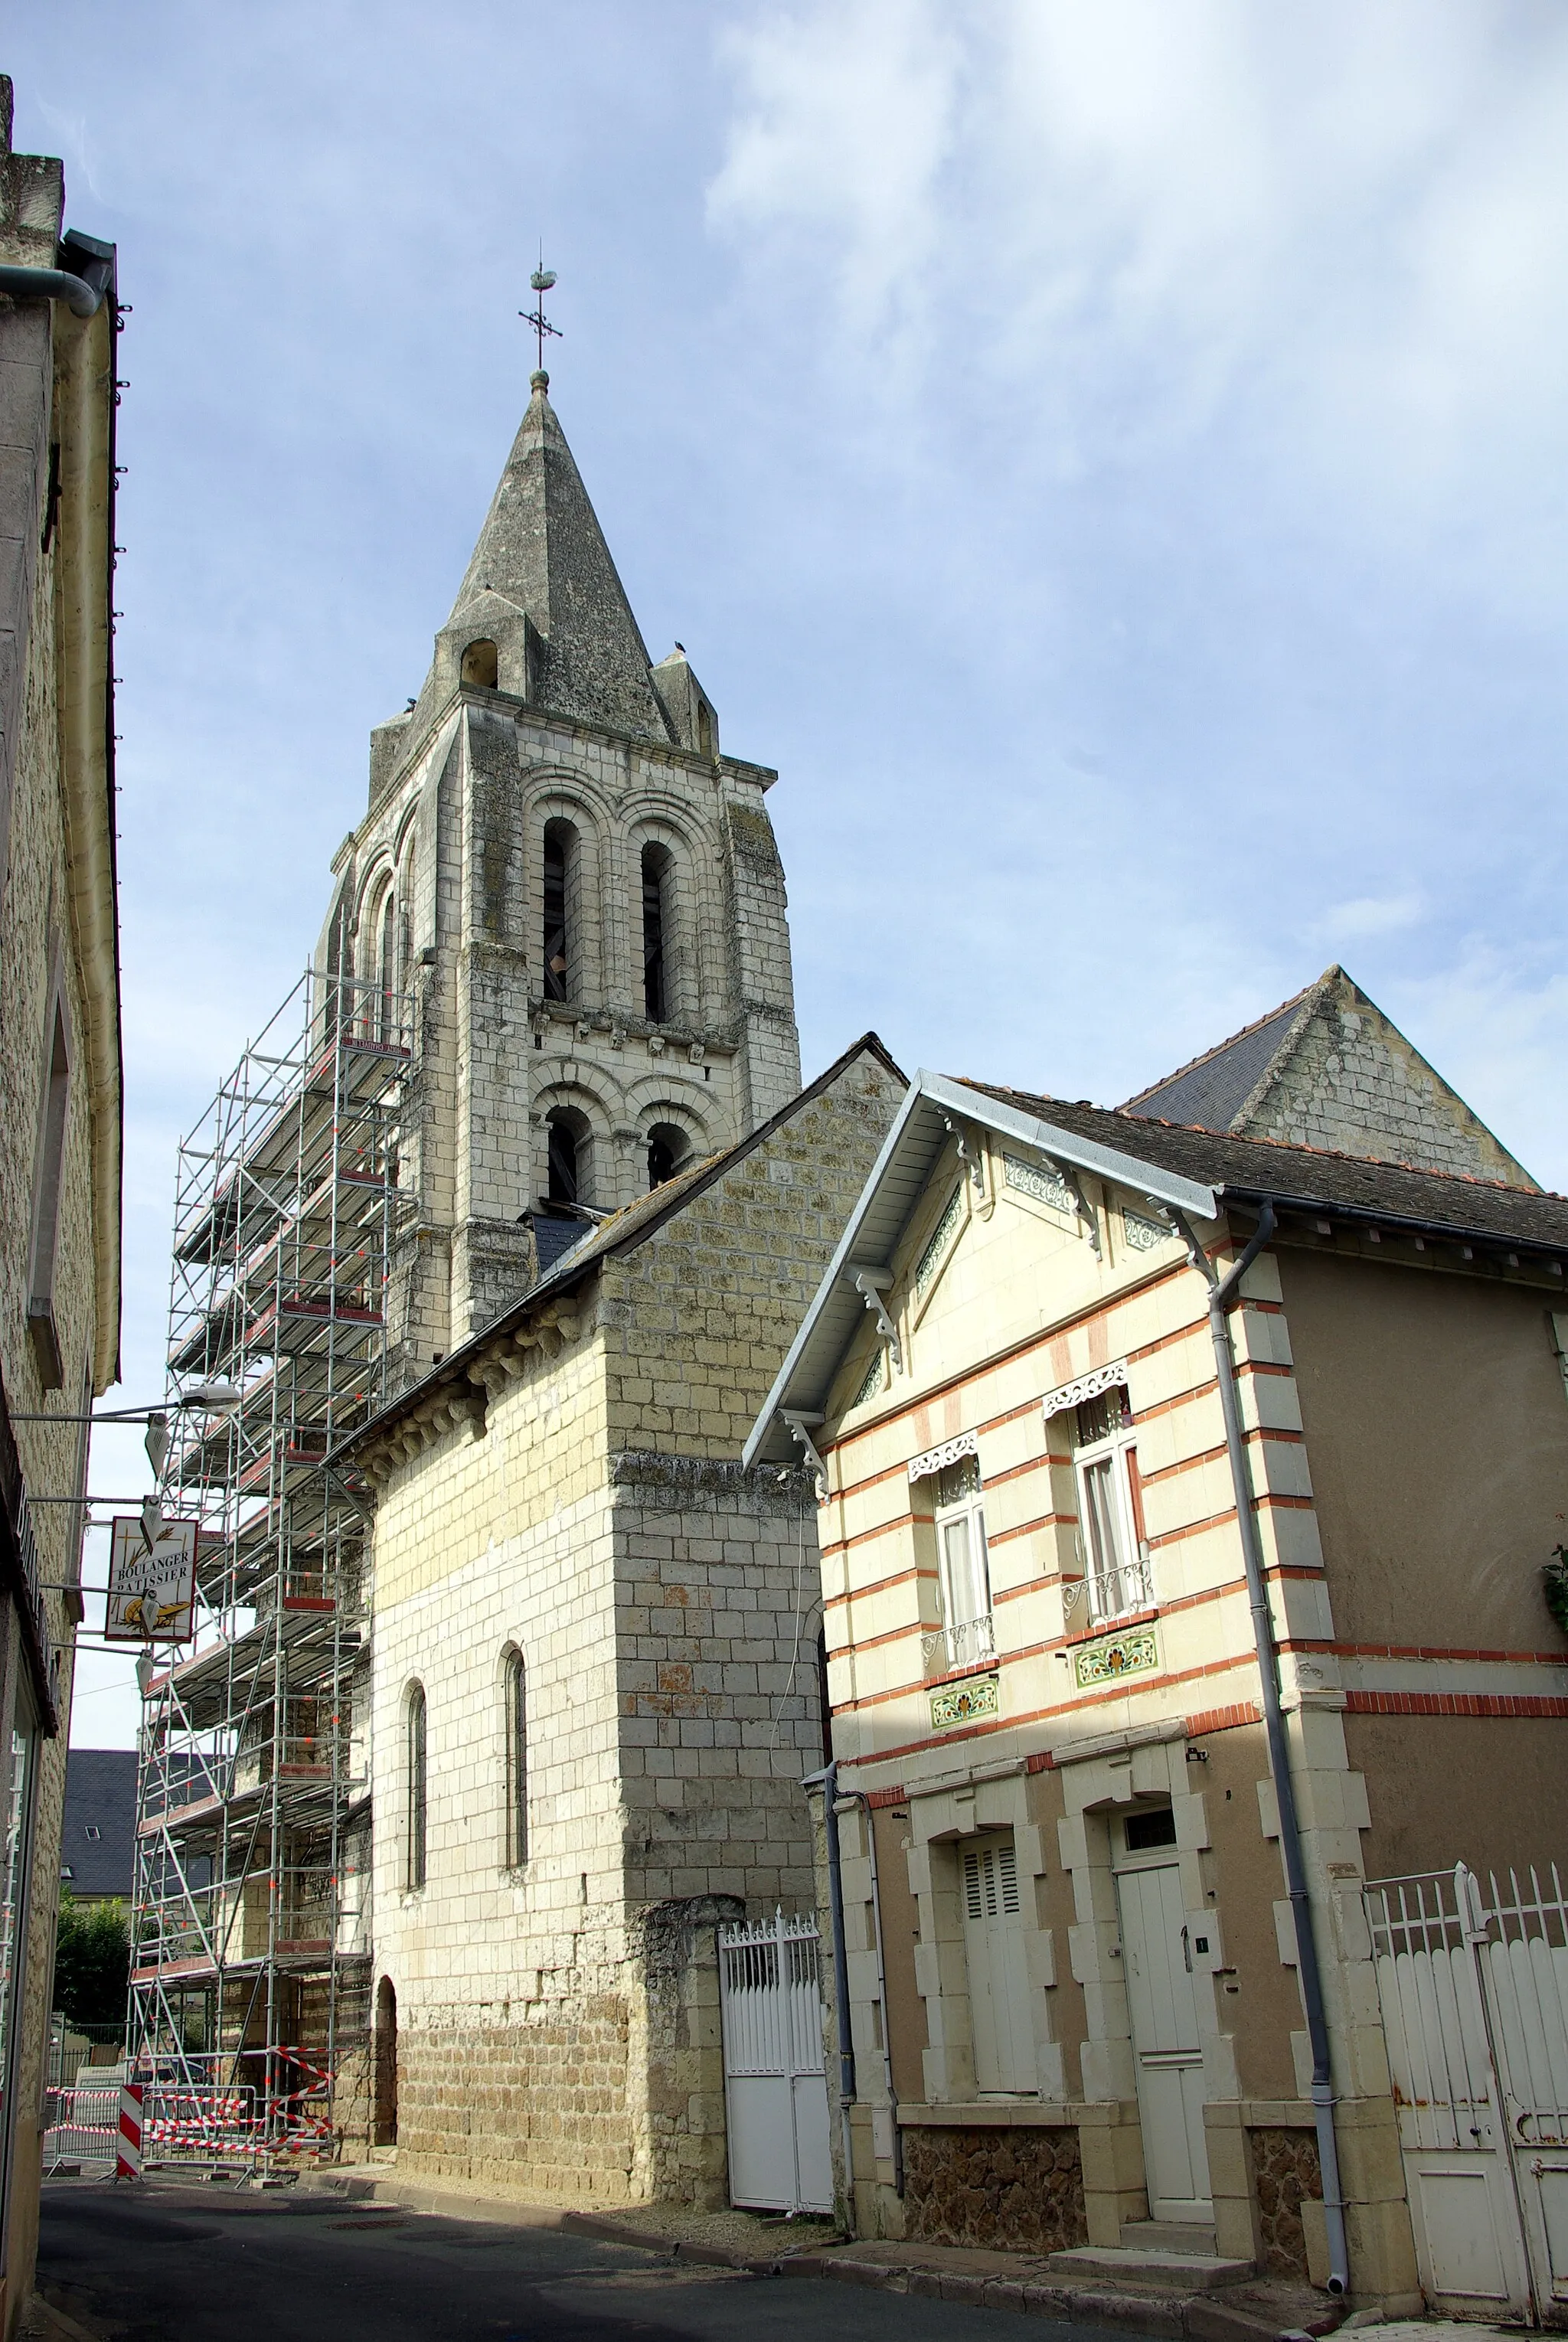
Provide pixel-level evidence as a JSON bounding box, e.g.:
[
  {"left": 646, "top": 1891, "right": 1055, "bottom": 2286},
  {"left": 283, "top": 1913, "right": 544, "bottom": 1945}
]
[
  {"left": 528, "top": 1210, "right": 593, "bottom": 1278},
  {"left": 963, "top": 1080, "right": 1568, "bottom": 1252},
  {"left": 444, "top": 378, "right": 673, "bottom": 744},
  {"left": 1122, "top": 985, "right": 1314, "bottom": 1131},
  {"left": 60, "top": 1749, "right": 137, "bottom": 1899}
]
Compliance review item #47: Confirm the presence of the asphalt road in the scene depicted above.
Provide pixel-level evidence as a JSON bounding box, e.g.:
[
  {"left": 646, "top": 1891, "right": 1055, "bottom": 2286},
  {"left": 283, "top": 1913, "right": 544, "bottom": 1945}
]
[{"left": 38, "top": 2180, "right": 1142, "bottom": 2342}]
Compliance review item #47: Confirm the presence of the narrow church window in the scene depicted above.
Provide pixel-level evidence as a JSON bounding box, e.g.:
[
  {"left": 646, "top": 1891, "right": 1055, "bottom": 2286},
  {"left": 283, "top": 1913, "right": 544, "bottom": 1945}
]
[
  {"left": 646, "top": 1122, "right": 686, "bottom": 1191},
  {"left": 27, "top": 986, "right": 71, "bottom": 1391},
  {"left": 642, "top": 843, "right": 671, "bottom": 1022},
  {"left": 542, "top": 821, "right": 577, "bottom": 1001},
  {"left": 405, "top": 1684, "right": 427, "bottom": 1891},
  {"left": 323, "top": 890, "right": 351, "bottom": 1044},
  {"left": 377, "top": 891, "right": 397, "bottom": 1045},
  {"left": 504, "top": 1647, "right": 528, "bottom": 1868}
]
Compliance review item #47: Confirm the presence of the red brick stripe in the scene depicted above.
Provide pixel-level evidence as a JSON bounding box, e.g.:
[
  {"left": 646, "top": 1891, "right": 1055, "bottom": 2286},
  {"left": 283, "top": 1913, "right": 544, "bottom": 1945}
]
[{"left": 1344, "top": 1691, "right": 1568, "bottom": 1720}]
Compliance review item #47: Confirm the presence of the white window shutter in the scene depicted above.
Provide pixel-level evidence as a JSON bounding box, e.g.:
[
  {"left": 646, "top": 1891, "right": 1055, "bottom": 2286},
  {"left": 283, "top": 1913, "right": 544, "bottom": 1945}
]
[{"left": 961, "top": 1836, "right": 1034, "bottom": 2093}]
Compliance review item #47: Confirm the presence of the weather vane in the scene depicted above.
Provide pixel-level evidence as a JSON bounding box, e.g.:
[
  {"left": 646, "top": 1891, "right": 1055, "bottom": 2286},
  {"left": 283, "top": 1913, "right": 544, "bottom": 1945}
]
[{"left": 520, "top": 251, "right": 561, "bottom": 377}]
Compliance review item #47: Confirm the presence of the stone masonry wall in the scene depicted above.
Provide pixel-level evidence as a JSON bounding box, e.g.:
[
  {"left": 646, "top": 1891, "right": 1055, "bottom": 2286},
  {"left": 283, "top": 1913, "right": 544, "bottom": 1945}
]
[
  {"left": 397, "top": 1996, "right": 633, "bottom": 2198},
  {"left": 612, "top": 1460, "right": 822, "bottom": 2205},
  {"left": 1, "top": 119, "right": 117, "bottom": 2321},
  {"left": 603, "top": 1045, "right": 905, "bottom": 1461},
  {"left": 1244, "top": 975, "right": 1531, "bottom": 1187},
  {"left": 1247, "top": 2125, "right": 1321, "bottom": 2280},
  {"left": 901, "top": 2125, "right": 1087, "bottom": 2254},
  {"left": 364, "top": 1045, "right": 902, "bottom": 2205}
]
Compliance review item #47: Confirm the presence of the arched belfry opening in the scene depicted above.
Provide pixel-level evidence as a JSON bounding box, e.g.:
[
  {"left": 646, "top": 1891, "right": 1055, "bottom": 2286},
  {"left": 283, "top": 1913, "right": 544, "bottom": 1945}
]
[
  {"left": 461, "top": 639, "right": 499, "bottom": 689},
  {"left": 641, "top": 843, "right": 671, "bottom": 1023},
  {"left": 543, "top": 820, "right": 578, "bottom": 1002},
  {"left": 546, "top": 1106, "right": 590, "bottom": 1207},
  {"left": 646, "top": 1122, "right": 688, "bottom": 1191}
]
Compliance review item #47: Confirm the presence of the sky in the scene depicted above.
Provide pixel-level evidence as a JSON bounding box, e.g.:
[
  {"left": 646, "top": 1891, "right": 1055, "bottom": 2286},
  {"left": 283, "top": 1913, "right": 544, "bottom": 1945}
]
[{"left": 11, "top": 0, "right": 1568, "bottom": 1745}]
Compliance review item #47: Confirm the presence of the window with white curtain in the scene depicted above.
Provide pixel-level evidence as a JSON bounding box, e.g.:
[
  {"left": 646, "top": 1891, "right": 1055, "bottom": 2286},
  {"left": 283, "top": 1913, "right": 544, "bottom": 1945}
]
[
  {"left": 1072, "top": 1387, "right": 1152, "bottom": 1623},
  {"left": 928, "top": 1455, "right": 995, "bottom": 1674}
]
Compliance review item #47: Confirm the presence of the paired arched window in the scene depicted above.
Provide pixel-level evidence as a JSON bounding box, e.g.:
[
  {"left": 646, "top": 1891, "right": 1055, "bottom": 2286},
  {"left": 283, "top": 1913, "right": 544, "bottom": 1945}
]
[
  {"left": 405, "top": 1683, "right": 426, "bottom": 1891},
  {"left": 646, "top": 1122, "right": 688, "bottom": 1191},
  {"left": 542, "top": 820, "right": 578, "bottom": 1001},
  {"left": 641, "top": 844, "right": 671, "bottom": 1022},
  {"left": 503, "top": 1647, "right": 528, "bottom": 1868}
]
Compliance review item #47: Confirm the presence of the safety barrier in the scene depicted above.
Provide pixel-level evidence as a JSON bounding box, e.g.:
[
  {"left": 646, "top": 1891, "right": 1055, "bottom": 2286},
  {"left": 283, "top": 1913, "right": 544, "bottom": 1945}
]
[
  {"left": 42, "top": 2086, "right": 122, "bottom": 2172},
  {"left": 47, "top": 2059, "right": 339, "bottom": 2175},
  {"left": 142, "top": 2086, "right": 260, "bottom": 2168}
]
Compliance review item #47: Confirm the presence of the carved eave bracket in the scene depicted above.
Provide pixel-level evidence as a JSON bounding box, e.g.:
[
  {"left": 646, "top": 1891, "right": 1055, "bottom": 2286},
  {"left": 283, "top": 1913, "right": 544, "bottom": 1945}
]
[
  {"left": 851, "top": 1266, "right": 901, "bottom": 1371},
  {"left": 358, "top": 1298, "right": 583, "bottom": 1481}
]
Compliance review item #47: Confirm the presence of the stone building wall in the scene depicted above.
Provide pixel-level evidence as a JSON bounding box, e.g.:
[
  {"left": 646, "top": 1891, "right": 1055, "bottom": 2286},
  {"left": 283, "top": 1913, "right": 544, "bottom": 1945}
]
[
  {"left": 603, "top": 1047, "right": 906, "bottom": 1462},
  {"left": 1240, "top": 970, "right": 1532, "bottom": 1187},
  {"left": 1247, "top": 2125, "right": 1321, "bottom": 2281},
  {"left": 360, "top": 1039, "right": 903, "bottom": 2203},
  {"left": 901, "top": 2125, "right": 1086, "bottom": 2255},
  {"left": 0, "top": 92, "right": 119, "bottom": 2328},
  {"left": 316, "top": 372, "right": 806, "bottom": 1380}
]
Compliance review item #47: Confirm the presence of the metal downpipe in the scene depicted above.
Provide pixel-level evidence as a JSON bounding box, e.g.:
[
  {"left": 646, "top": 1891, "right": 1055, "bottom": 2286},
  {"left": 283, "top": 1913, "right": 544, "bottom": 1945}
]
[
  {"left": 1184, "top": 1199, "right": 1351, "bottom": 2297},
  {"left": 0, "top": 265, "right": 105, "bottom": 316},
  {"left": 805, "top": 1759, "right": 858, "bottom": 2228},
  {"left": 845, "top": 1786, "right": 903, "bottom": 2196}
]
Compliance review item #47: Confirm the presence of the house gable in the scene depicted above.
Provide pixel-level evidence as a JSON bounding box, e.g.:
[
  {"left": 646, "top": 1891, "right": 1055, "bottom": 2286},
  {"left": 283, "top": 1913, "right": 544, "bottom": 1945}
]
[{"left": 1125, "top": 965, "right": 1537, "bottom": 1191}]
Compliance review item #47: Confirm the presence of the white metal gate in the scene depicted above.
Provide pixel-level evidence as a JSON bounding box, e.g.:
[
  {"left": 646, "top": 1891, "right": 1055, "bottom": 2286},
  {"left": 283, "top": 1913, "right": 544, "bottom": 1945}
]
[
  {"left": 1365, "top": 1862, "right": 1568, "bottom": 2324},
  {"left": 718, "top": 1910, "right": 835, "bottom": 2214}
]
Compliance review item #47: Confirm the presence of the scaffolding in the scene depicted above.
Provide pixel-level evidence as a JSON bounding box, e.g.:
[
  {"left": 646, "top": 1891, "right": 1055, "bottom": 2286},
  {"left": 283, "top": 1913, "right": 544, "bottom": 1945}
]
[{"left": 129, "top": 965, "right": 416, "bottom": 2162}]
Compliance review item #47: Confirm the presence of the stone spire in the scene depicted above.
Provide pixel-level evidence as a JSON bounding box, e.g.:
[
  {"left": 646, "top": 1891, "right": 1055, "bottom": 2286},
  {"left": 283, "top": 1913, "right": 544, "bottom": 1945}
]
[{"left": 445, "top": 371, "right": 674, "bottom": 744}]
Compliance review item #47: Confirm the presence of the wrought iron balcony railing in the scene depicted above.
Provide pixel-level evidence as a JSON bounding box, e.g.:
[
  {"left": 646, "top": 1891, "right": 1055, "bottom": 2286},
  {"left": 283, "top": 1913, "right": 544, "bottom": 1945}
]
[{"left": 922, "top": 1612, "right": 996, "bottom": 1677}]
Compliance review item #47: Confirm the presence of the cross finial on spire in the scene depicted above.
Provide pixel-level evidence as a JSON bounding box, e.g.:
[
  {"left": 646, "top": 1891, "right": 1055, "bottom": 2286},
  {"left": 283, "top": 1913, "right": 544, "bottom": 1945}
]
[{"left": 520, "top": 250, "right": 561, "bottom": 381}]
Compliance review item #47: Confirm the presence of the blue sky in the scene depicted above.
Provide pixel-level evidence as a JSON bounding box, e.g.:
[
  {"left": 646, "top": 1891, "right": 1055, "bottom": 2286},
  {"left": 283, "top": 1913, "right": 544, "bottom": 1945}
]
[{"left": 13, "top": 1, "right": 1568, "bottom": 1741}]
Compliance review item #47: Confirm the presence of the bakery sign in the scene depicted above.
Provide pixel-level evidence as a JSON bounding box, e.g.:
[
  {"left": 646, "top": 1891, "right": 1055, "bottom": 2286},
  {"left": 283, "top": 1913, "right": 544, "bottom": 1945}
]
[{"left": 106, "top": 1515, "right": 199, "bottom": 1643}]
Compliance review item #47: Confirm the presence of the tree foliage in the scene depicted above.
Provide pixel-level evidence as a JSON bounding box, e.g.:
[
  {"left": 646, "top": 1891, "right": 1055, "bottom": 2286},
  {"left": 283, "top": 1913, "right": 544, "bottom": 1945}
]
[{"left": 54, "top": 1892, "right": 129, "bottom": 2030}]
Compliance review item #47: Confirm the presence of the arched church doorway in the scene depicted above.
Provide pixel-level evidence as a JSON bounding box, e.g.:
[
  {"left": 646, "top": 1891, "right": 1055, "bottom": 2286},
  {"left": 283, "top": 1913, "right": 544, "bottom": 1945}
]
[{"left": 374, "top": 1975, "right": 398, "bottom": 2147}]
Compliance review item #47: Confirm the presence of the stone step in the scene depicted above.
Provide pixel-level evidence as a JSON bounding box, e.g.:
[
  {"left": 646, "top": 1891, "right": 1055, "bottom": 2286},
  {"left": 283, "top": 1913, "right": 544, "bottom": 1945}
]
[
  {"left": 1047, "top": 2246, "right": 1255, "bottom": 2295},
  {"left": 1120, "top": 2220, "right": 1220, "bottom": 2256}
]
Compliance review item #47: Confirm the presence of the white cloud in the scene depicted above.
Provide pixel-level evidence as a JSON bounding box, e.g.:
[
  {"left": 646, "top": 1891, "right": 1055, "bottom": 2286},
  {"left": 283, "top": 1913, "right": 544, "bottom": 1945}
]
[
  {"left": 1395, "top": 944, "right": 1568, "bottom": 1185},
  {"left": 1314, "top": 893, "right": 1426, "bottom": 943},
  {"left": 709, "top": 1, "right": 1568, "bottom": 605}
]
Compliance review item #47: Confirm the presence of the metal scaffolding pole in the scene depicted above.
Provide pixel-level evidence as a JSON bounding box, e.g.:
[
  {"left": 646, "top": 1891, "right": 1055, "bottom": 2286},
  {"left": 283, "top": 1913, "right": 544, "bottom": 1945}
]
[{"left": 128, "top": 964, "right": 416, "bottom": 2170}]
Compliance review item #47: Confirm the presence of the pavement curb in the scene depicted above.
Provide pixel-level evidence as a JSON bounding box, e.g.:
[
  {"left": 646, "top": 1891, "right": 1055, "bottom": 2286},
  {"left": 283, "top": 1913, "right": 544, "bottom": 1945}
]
[
  {"left": 557, "top": 2213, "right": 1328, "bottom": 2340},
  {"left": 22, "top": 2294, "right": 103, "bottom": 2342}
]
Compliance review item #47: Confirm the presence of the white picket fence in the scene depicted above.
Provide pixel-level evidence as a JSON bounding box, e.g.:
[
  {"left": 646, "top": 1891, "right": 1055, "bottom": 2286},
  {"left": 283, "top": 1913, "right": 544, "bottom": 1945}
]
[
  {"left": 1365, "top": 1861, "right": 1568, "bottom": 2324},
  {"left": 717, "top": 1910, "right": 835, "bottom": 2214}
]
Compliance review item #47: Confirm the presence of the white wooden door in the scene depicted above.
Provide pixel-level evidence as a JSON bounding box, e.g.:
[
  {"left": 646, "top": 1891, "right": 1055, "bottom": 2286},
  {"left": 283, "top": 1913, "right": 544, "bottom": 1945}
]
[
  {"left": 961, "top": 1837, "right": 1036, "bottom": 2093},
  {"left": 1116, "top": 1860, "right": 1212, "bottom": 2220}
]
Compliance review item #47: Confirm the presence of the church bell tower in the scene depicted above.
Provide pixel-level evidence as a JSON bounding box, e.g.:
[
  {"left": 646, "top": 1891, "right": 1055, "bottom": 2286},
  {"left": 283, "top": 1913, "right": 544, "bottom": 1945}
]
[{"left": 318, "top": 364, "right": 802, "bottom": 1371}]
